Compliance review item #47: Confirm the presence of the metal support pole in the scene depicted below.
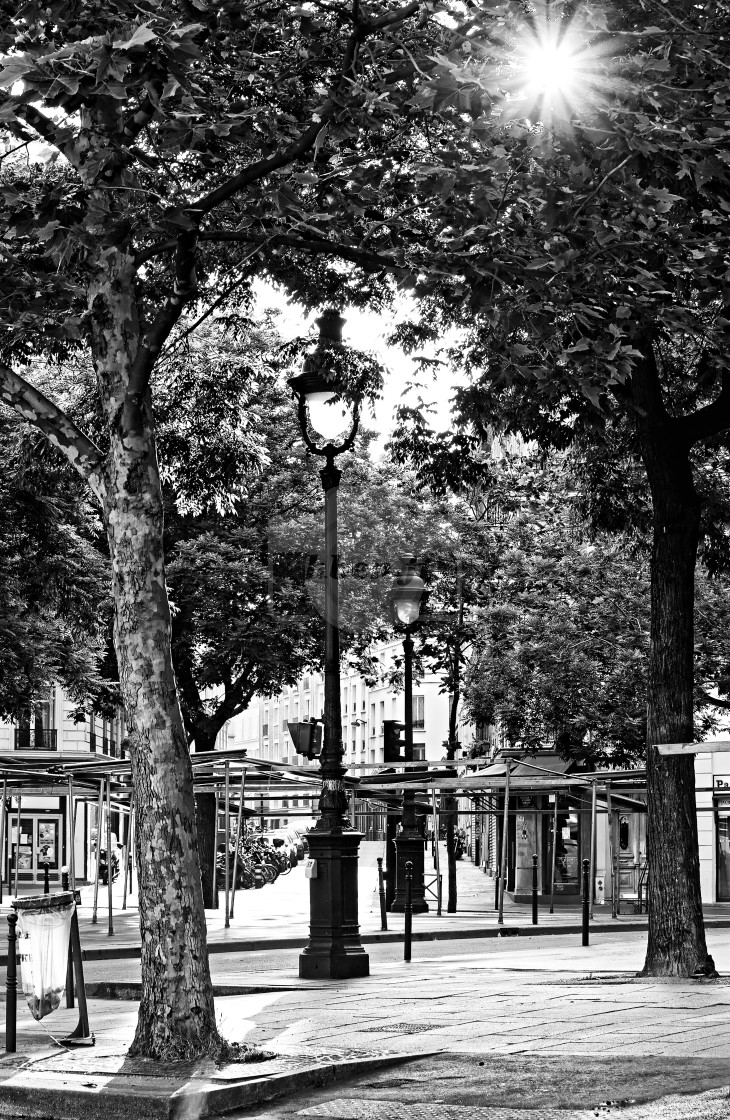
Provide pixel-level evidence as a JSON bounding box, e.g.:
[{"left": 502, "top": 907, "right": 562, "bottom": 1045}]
[
  {"left": 589, "top": 782, "right": 597, "bottom": 920},
  {"left": 498, "top": 765, "right": 510, "bottom": 925},
  {"left": 92, "top": 782, "right": 103, "bottom": 924},
  {"left": 549, "top": 794, "right": 558, "bottom": 915},
  {"left": 6, "top": 912, "right": 18, "bottom": 1053},
  {"left": 63, "top": 867, "right": 74, "bottom": 1009},
  {"left": 13, "top": 795, "right": 21, "bottom": 899},
  {"left": 213, "top": 785, "right": 220, "bottom": 909},
  {"left": 582, "top": 858, "right": 590, "bottom": 946},
  {"left": 437, "top": 873, "right": 442, "bottom": 916},
  {"left": 224, "top": 761, "right": 230, "bottom": 929},
  {"left": 377, "top": 857, "right": 388, "bottom": 931},
  {"left": 532, "top": 853, "right": 538, "bottom": 925},
  {"left": 72, "top": 795, "right": 79, "bottom": 892},
  {"left": 64, "top": 901, "right": 92, "bottom": 1043},
  {"left": 607, "top": 785, "right": 617, "bottom": 919},
  {"left": 494, "top": 869, "right": 500, "bottom": 911},
  {"left": 432, "top": 789, "right": 438, "bottom": 867},
  {"left": 230, "top": 769, "right": 246, "bottom": 920},
  {"left": 106, "top": 778, "right": 114, "bottom": 936},
  {"left": 404, "top": 860, "right": 412, "bottom": 963},
  {"left": 43, "top": 861, "right": 50, "bottom": 895},
  {"left": 122, "top": 798, "right": 133, "bottom": 911},
  {"left": 0, "top": 780, "right": 7, "bottom": 904},
  {"left": 67, "top": 775, "right": 76, "bottom": 892}
]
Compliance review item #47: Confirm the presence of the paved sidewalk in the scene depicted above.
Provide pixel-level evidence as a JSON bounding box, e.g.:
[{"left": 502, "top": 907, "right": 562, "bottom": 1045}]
[
  {"left": 2, "top": 929, "right": 730, "bottom": 1118},
  {"left": 1, "top": 843, "right": 728, "bottom": 962},
  {"left": 1, "top": 846, "right": 729, "bottom": 1118}
]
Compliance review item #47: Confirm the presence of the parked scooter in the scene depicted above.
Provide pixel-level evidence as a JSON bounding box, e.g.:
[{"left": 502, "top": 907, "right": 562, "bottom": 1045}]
[{"left": 98, "top": 846, "right": 120, "bottom": 885}]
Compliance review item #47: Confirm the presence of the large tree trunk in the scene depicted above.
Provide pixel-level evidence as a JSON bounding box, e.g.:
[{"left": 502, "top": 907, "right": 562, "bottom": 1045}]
[
  {"left": 94, "top": 249, "right": 219, "bottom": 1056},
  {"left": 105, "top": 408, "right": 219, "bottom": 1056},
  {"left": 633, "top": 354, "right": 716, "bottom": 977}
]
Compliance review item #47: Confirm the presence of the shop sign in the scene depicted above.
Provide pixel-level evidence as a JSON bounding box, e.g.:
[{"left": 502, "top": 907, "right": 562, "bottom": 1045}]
[{"left": 715, "top": 777, "right": 730, "bottom": 789}]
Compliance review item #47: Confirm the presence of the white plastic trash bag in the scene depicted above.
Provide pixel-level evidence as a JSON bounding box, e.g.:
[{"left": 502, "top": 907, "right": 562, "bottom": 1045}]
[{"left": 15, "top": 894, "right": 75, "bottom": 1020}]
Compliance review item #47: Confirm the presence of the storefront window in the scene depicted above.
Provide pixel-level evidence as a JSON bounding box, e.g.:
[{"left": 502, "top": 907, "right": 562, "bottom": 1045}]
[{"left": 549, "top": 802, "right": 580, "bottom": 894}]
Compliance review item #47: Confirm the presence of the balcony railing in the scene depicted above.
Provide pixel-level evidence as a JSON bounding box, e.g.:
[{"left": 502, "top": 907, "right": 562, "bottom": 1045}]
[{"left": 14, "top": 728, "right": 57, "bottom": 751}]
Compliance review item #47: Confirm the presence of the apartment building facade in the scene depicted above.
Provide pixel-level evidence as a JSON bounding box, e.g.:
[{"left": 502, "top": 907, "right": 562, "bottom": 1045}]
[{"left": 0, "top": 686, "right": 126, "bottom": 889}]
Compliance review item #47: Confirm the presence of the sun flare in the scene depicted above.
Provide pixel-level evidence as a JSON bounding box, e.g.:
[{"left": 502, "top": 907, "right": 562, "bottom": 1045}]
[
  {"left": 524, "top": 40, "right": 581, "bottom": 98},
  {"left": 507, "top": 11, "right": 610, "bottom": 125}
]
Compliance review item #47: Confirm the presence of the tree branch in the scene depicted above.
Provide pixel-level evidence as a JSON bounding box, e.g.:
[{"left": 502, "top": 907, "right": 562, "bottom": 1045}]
[
  {"left": 127, "top": 229, "right": 198, "bottom": 400},
  {"left": 136, "top": 228, "right": 410, "bottom": 275},
  {"left": 1, "top": 95, "right": 79, "bottom": 165},
  {"left": 681, "top": 368, "right": 730, "bottom": 447},
  {"left": 122, "top": 89, "right": 162, "bottom": 144},
  {"left": 188, "top": 1, "right": 420, "bottom": 219},
  {"left": 0, "top": 364, "right": 105, "bottom": 502},
  {"left": 629, "top": 338, "right": 672, "bottom": 428},
  {"left": 697, "top": 687, "right": 730, "bottom": 711},
  {"left": 363, "top": 0, "right": 420, "bottom": 30}
]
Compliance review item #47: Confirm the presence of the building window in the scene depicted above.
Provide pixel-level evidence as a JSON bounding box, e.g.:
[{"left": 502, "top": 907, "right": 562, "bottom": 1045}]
[
  {"left": 379, "top": 700, "right": 385, "bottom": 733},
  {"left": 370, "top": 703, "right": 376, "bottom": 736},
  {"left": 412, "top": 695, "right": 425, "bottom": 730},
  {"left": 16, "top": 693, "right": 56, "bottom": 751},
  {"left": 413, "top": 744, "right": 426, "bottom": 761}
]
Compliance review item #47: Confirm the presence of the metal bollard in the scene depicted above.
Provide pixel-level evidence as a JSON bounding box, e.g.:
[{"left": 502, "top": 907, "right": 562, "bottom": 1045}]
[
  {"left": 43, "top": 861, "right": 50, "bottom": 895},
  {"left": 582, "top": 858, "right": 590, "bottom": 946},
  {"left": 532, "top": 853, "right": 538, "bottom": 926},
  {"left": 254, "top": 865, "right": 264, "bottom": 889},
  {"left": 377, "top": 858, "right": 388, "bottom": 931},
  {"left": 6, "top": 912, "right": 18, "bottom": 1053},
  {"left": 404, "top": 860, "right": 413, "bottom": 963},
  {"left": 62, "top": 868, "right": 75, "bottom": 1009},
  {"left": 494, "top": 870, "right": 500, "bottom": 911}
]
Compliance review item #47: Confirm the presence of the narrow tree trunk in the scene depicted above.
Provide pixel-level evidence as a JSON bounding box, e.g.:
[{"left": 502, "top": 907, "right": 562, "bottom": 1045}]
[
  {"left": 633, "top": 355, "right": 715, "bottom": 977},
  {"left": 196, "top": 793, "right": 218, "bottom": 910},
  {"left": 104, "top": 393, "right": 219, "bottom": 1057},
  {"left": 444, "top": 737, "right": 458, "bottom": 914},
  {"left": 444, "top": 634, "right": 462, "bottom": 914},
  {"left": 445, "top": 799, "right": 458, "bottom": 913}
]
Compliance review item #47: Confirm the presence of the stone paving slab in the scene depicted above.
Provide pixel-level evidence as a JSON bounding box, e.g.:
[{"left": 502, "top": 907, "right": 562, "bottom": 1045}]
[{"left": 284, "top": 1091, "right": 730, "bottom": 1120}]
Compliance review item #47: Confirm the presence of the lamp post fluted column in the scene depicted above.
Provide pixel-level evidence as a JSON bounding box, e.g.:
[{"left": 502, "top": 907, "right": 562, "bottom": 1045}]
[
  {"left": 388, "top": 557, "right": 428, "bottom": 915},
  {"left": 317, "top": 454, "right": 348, "bottom": 829},
  {"left": 289, "top": 308, "right": 369, "bottom": 980},
  {"left": 391, "top": 629, "right": 428, "bottom": 913}
]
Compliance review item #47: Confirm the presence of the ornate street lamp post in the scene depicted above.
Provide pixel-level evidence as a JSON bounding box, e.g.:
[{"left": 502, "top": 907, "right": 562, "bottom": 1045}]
[
  {"left": 288, "top": 308, "right": 369, "bottom": 979},
  {"left": 389, "top": 556, "right": 429, "bottom": 914}
]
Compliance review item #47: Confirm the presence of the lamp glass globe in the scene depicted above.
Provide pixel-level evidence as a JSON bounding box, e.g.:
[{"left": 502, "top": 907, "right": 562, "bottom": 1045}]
[{"left": 306, "top": 390, "right": 354, "bottom": 443}]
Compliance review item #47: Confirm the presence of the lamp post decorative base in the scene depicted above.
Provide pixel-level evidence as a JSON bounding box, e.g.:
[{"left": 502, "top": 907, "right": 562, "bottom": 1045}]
[
  {"left": 299, "top": 829, "right": 370, "bottom": 979},
  {"left": 391, "top": 832, "right": 429, "bottom": 914}
]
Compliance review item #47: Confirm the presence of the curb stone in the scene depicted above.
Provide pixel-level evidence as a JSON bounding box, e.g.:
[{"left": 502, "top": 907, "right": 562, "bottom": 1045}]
[
  {"left": 0, "top": 1051, "right": 428, "bottom": 1120},
  {"left": 2, "top": 918, "right": 730, "bottom": 967}
]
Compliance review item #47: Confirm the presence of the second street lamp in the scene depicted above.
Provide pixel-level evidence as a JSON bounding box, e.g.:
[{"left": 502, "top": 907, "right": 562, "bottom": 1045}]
[
  {"left": 288, "top": 308, "right": 369, "bottom": 980},
  {"left": 389, "top": 556, "right": 429, "bottom": 914}
]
